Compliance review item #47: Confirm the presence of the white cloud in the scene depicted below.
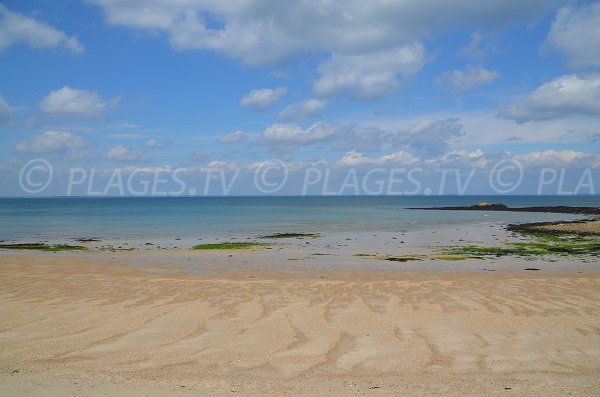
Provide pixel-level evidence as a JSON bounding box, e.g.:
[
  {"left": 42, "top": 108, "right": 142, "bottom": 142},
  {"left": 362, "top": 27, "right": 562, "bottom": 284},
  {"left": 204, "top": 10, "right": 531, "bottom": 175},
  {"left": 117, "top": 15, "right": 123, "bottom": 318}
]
[
  {"left": 240, "top": 87, "right": 286, "bottom": 111},
  {"left": 279, "top": 99, "right": 327, "bottom": 121},
  {"left": 208, "top": 160, "right": 237, "bottom": 171},
  {"left": 260, "top": 123, "right": 342, "bottom": 146},
  {"left": 144, "top": 139, "right": 162, "bottom": 148},
  {"left": 88, "top": 0, "right": 559, "bottom": 65},
  {"left": 0, "top": 94, "right": 15, "bottom": 123},
  {"left": 208, "top": 160, "right": 227, "bottom": 168},
  {"left": 435, "top": 149, "right": 490, "bottom": 169},
  {"left": 369, "top": 109, "right": 598, "bottom": 149},
  {"left": 515, "top": 150, "right": 600, "bottom": 168},
  {"left": 106, "top": 144, "right": 145, "bottom": 161},
  {"left": 259, "top": 122, "right": 388, "bottom": 154},
  {"left": 500, "top": 74, "right": 600, "bottom": 122},
  {"left": 336, "top": 150, "right": 417, "bottom": 167},
  {"left": 333, "top": 148, "right": 599, "bottom": 173},
  {"left": 16, "top": 130, "right": 91, "bottom": 159},
  {"left": 40, "top": 86, "right": 118, "bottom": 119},
  {"left": 545, "top": 3, "right": 600, "bottom": 69},
  {"left": 218, "top": 130, "right": 247, "bottom": 144},
  {"left": 314, "top": 44, "right": 425, "bottom": 100},
  {"left": 0, "top": 4, "right": 84, "bottom": 54},
  {"left": 257, "top": 117, "right": 468, "bottom": 157},
  {"left": 178, "top": 149, "right": 599, "bottom": 177},
  {"left": 435, "top": 66, "right": 499, "bottom": 92}
]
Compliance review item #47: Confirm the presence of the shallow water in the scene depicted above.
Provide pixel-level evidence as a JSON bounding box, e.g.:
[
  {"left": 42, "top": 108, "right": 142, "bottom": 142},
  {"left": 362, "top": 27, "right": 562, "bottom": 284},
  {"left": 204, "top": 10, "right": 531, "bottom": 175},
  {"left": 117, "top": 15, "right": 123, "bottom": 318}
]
[{"left": 0, "top": 195, "right": 596, "bottom": 242}]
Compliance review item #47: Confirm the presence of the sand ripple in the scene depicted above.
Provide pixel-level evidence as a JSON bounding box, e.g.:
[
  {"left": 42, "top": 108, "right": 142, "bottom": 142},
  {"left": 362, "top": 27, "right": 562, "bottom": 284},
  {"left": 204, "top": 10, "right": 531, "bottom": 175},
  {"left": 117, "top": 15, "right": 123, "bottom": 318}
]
[{"left": 1, "top": 256, "right": 600, "bottom": 395}]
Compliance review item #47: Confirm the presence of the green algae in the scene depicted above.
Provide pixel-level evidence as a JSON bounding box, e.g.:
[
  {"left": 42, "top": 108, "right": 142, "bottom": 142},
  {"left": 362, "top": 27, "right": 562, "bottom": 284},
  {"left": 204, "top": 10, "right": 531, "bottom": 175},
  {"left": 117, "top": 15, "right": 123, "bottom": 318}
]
[
  {"left": 0, "top": 243, "right": 87, "bottom": 252},
  {"left": 192, "top": 242, "right": 268, "bottom": 250},
  {"left": 260, "top": 233, "right": 320, "bottom": 239}
]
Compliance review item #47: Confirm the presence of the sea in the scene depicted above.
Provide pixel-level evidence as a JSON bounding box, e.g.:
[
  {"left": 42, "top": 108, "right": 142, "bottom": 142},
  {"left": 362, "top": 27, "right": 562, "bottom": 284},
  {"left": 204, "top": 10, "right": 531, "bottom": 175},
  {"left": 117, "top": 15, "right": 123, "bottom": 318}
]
[{"left": 0, "top": 196, "right": 598, "bottom": 242}]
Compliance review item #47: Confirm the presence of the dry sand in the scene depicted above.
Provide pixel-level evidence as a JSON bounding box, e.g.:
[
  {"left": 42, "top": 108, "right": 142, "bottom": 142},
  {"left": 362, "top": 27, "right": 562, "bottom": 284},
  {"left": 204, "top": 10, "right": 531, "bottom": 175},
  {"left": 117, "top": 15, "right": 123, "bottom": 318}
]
[{"left": 1, "top": 255, "right": 600, "bottom": 396}]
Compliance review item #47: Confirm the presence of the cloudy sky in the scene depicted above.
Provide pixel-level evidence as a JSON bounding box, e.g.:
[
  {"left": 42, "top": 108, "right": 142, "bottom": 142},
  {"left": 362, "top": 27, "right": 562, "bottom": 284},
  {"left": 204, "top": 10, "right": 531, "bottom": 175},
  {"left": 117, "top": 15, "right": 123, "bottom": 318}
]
[{"left": 0, "top": 0, "right": 599, "bottom": 195}]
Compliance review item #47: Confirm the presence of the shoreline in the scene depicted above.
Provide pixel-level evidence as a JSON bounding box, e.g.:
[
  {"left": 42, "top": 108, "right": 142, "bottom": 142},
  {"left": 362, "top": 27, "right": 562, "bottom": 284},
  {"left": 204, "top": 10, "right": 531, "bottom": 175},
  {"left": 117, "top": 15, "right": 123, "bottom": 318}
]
[
  {"left": 1, "top": 211, "right": 598, "bottom": 395},
  {"left": 0, "top": 219, "right": 598, "bottom": 273}
]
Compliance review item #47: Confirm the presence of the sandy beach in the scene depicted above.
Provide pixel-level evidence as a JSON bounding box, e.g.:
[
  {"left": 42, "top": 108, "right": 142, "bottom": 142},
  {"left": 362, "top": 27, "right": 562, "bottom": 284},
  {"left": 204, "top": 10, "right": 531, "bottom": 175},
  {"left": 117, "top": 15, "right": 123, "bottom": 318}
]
[{"left": 1, "top": 253, "right": 599, "bottom": 396}]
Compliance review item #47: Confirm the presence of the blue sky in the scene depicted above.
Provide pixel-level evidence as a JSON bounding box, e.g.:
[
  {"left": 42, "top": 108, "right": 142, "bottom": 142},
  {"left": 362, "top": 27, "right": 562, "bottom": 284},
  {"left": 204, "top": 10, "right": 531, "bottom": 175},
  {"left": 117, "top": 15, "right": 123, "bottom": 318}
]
[{"left": 0, "top": 0, "right": 599, "bottom": 195}]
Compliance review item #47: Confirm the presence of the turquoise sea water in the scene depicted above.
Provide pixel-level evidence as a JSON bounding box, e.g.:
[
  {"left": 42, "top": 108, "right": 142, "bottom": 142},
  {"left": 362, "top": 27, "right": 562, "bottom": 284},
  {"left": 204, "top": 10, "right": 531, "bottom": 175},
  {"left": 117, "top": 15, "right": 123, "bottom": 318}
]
[{"left": 0, "top": 196, "right": 598, "bottom": 242}]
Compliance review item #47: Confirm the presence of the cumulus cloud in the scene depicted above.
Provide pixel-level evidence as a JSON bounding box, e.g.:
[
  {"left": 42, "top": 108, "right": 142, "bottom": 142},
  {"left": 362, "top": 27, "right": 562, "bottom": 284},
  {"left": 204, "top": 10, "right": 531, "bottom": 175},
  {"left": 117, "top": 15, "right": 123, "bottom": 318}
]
[
  {"left": 545, "top": 3, "right": 600, "bottom": 69},
  {"left": 16, "top": 130, "right": 92, "bottom": 159},
  {"left": 0, "top": 4, "right": 84, "bottom": 54},
  {"left": 435, "top": 66, "right": 499, "bottom": 92},
  {"left": 106, "top": 144, "right": 145, "bottom": 161},
  {"left": 279, "top": 99, "right": 327, "bottom": 121},
  {"left": 240, "top": 87, "right": 286, "bottom": 112},
  {"left": 40, "top": 86, "right": 118, "bottom": 119},
  {"left": 314, "top": 44, "right": 425, "bottom": 100},
  {"left": 500, "top": 74, "right": 600, "bottom": 123},
  {"left": 0, "top": 94, "right": 15, "bottom": 123},
  {"left": 88, "top": 0, "right": 559, "bottom": 65},
  {"left": 218, "top": 130, "right": 247, "bottom": 144}
]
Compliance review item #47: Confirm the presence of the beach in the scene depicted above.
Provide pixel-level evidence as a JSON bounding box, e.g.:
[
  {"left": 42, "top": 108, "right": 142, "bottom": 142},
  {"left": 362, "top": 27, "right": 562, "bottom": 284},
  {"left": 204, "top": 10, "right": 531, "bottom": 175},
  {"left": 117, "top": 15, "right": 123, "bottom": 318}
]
[
  {"left": 1, "top": 253, "right": 600, "bottom": 396},
  {"left": 0, "top": 197, "right": 599, "bottom": 395},
  {"left": 3, "top": 0, "right": 600, "bottom": 393}
]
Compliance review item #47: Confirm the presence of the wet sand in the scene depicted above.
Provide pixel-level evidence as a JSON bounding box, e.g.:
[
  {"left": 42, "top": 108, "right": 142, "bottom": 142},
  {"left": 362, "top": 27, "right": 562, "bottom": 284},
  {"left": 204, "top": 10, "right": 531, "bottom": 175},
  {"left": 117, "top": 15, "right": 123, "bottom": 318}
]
[{"left": 1, "top": 255, "right": 600, "bottom": 396}]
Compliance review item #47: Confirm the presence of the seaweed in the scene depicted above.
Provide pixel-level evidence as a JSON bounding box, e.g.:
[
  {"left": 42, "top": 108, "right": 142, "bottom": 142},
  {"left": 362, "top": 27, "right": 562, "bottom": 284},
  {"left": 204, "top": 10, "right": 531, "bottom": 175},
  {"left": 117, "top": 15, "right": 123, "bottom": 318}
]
[
  {"left": 96, "top": 245, "right": 135, "bottom": 252},
  {"left": 432, "top": 255, "right": 471, "bottom": 261},
  {"left": 445, "top": 238, "right": 600, "bottom": 257},
  {"left": 381, "top": 256, "right": 422, "bottom": 262},
  {"left": 0, "top": 243, "right": 87, "bottom": 252},
  {"left": 260, "top": 233, "right": 320, "bottom": 239},
  {"left": 507, "top": 219, "right": 600, "bottom": 237},
  {"left": 192, "top": 242, "right": 268, "bottom": 250}
]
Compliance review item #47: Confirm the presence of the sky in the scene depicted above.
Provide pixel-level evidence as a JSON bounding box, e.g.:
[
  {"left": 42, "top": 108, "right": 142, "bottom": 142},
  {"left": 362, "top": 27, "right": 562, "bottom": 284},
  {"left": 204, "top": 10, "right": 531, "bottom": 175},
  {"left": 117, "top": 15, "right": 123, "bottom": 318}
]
[{"left": 0, "top": 0, "right": 599, "bottom": 196}]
